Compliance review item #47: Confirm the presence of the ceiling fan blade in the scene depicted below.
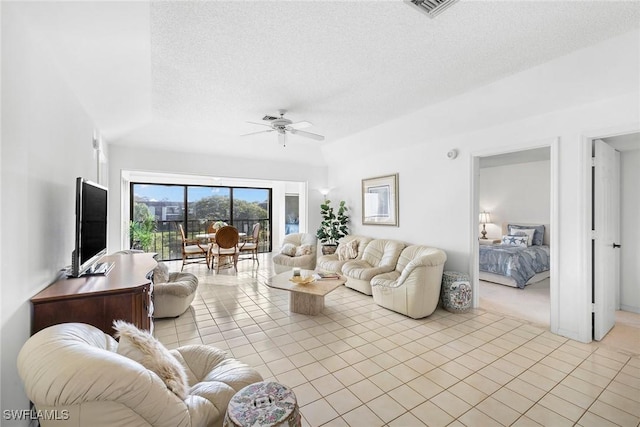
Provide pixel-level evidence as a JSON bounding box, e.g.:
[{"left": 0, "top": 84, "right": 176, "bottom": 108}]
[
  {"left": 246, "top": 121, "right": 273, "bottom": 128},
  {"left": 289, "top": 128, "right": 325, "bottom": 141},
  {"left": 289, "top": 121, "right": 312, "bottom": 130},
  {"left": 241, "top": 129, "right": 274, "bottom": 136},
  {"left": 278, "top": 132, "right": 286, "bottom": 147}
]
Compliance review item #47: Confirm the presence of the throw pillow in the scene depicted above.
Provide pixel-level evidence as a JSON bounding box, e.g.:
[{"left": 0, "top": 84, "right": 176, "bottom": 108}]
[
  {"left": 153, "top": 262, "right": 170, "bottom": 284},
  {"left": 295, "top": 244, "right": 312, "bottom": 257},
  {"left": 501, "top": 234, "right": 529, "bottom": 248},
  {"left": 337, "top": 240, "right": 358, "bottom": 261},
  {"left": 113, "top": 320, "right": 189, "bottom": 400},
  {"left": 509, "top": 228, "right": 535, "bottom": 247},
  {"left": 280, "top": 243, "right": 297, "bottom": 257},
  {"left": 509, "top": 224, "right": 545, "bottom": 246}
]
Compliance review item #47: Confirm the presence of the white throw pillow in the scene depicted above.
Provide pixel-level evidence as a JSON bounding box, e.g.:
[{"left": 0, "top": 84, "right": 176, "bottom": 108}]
[
  {"left": 508, "top": 227, "right": 535, "bottom": 246},
  {"left": 153, "top": 262, "right": 170, "bottom": 284},
  {"left": 295, "top": 244, "right": 312, "bottom": 257},
  {"left": 113, "top": 320, "right": 189, "bottom": 400},
  {"left": 280, "top": 243, "right": 297, "bottom": 257},
  {"left": 336, "top": 240, "right": 358, "bottom": 261},
  {"left": 502, "top": 234, "right": 529, "bottom": 247}
]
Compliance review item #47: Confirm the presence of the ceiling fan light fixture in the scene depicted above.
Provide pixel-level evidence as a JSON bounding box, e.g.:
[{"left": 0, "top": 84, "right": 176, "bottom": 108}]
[{"left": 406, "top": 0, "right": 458, "bottom": 18}]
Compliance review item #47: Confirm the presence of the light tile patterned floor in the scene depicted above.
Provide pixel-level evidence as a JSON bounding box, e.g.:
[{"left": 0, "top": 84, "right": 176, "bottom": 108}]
[{"left": 154, "top": 257, "right": 640, "bottom": 427}]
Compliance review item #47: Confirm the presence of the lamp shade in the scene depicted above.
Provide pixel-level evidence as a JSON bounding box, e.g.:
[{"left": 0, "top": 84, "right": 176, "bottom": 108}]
[{"left": 479, "top": 211, "right": 491, "bottom": 224}]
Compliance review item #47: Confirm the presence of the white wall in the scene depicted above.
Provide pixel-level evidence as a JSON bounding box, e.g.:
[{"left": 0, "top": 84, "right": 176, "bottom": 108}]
[
  {"left": 322, "top": 30, "right": 640, "bottom": 343},
  {"left": 107, "top": 145, "right": 327, "bottom": 253},
  {"left": 1, "top": 5, "right": 99, "bottom": 420},
  {"left": 479, "top": 160, "right": 550, "bottom": 239},
  {"left": 620, "top": 148, "right": 640, "bottom": 313}
]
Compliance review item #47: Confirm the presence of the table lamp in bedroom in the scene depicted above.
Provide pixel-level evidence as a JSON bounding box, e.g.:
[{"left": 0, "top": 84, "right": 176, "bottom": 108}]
[{"left": 479, "top": 211, "right": 491, "bottom": 239}]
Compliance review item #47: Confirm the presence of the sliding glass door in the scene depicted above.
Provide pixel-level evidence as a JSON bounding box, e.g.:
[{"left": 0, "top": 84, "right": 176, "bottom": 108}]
[{"left": 130, "top": 183, "right": 271, "bottom": 260}]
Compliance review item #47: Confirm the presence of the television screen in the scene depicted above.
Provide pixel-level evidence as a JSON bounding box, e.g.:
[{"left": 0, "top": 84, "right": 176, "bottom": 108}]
[{"left": 71, "top": 178, "right": 109, "bottom": 277}]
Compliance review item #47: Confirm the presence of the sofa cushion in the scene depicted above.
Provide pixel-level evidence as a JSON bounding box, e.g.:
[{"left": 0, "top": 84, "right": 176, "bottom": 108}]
[
  {"left": 113, "top": 320, "right": 189, "bottom": 400},
  {"left": 153, "top": 262, "right": 170, "bottom": 284}
]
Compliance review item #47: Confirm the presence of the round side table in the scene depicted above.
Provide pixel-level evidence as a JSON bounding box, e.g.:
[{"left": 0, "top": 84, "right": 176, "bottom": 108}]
[
  {"left": 223, "top": 381, "right": 301, "bottom": 427},
  {"left": 440, "top": 271, "right": 472, "bottom": 313}
]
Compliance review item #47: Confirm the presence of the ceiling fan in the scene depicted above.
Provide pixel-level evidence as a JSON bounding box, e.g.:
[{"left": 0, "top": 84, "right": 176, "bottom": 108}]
[{"left": 242, "top": 109, "right": 324, "bottom": 146}]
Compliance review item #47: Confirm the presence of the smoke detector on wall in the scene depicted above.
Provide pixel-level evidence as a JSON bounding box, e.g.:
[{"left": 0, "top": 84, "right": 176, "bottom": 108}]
[{"left": 405, "top": 0, "right": 459, "bottom": 18}]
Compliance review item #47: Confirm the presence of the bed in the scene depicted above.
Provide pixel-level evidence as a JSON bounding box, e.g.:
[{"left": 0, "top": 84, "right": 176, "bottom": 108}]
[{"left": 479, "top": 223, "right": 550, "bottom": 289}]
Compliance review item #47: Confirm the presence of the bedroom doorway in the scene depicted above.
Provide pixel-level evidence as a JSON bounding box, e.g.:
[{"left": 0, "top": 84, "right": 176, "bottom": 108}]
[{"left": 471, "top": 138, "right": 559, "bottom": 332}]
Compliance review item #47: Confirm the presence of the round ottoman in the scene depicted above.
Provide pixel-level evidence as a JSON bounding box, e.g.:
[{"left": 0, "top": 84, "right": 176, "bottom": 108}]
[
  {"left": 223, "top": 381, "right": 301, "bottom": 427},
  {"left": 441, "top": 271, "right": 472, "bottom": 312}
]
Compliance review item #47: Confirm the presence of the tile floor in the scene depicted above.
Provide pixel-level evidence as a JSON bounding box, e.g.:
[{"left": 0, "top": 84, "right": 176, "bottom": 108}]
[{"left": 154, "top": 257, "right": 640, "bottom": 427}]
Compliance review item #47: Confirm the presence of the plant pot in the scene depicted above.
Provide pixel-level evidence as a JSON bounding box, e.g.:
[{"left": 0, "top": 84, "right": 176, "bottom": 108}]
[{"left": 321, "top": 244, "right": 338, "bottom": 255}]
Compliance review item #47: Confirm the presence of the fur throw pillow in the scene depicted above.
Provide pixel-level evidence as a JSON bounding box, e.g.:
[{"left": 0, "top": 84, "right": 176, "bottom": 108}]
[
  {"left": 113, "top": 320, "right": 189, "bottom": 400},
  {"left": 280, "top": 243, "right": 297, "bottom": 257},
  {"left": 295, "top": 244, "right": 313, "bottom": 257}
]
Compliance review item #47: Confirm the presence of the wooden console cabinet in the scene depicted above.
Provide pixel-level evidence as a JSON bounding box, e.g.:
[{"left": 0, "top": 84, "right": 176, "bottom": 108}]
[{"left": 31, "top": 252, "right": 157, "bottom": 336}]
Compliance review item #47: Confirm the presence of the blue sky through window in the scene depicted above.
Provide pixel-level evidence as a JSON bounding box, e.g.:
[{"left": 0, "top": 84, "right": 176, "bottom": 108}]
[{"left": 134, "top": 185, "right": 267, "bottom": 203}]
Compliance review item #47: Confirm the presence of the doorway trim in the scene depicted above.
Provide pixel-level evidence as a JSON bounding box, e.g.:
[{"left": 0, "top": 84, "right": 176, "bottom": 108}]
[
  {"left": 581, "top": 122, "right": 640, "bottom": 341},
  {"left": 470, "top": 137, "right": 559, "bottom": 334}
]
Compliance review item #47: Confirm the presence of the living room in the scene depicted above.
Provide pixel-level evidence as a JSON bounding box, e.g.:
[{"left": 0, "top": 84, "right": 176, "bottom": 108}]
[{"left": 2, "top": 1, "right": 639, "bottom": 425}]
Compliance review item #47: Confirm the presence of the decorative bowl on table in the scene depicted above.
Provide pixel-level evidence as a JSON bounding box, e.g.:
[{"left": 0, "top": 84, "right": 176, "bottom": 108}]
[{"left": 289, "top": 275, "right": 315, "bottom": 285}]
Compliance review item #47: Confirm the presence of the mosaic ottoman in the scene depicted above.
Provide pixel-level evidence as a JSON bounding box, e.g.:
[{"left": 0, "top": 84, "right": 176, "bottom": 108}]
[
  {"left": 223, "top": 381, "right": 300, "bottom": 427},
  {"left": 440, "top": 271, "right": 472, "bottom": 313}
]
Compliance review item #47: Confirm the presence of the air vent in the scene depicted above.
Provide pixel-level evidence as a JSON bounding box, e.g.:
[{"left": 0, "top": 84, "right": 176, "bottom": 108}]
[{"left": 406, "top": 0, "right": 458, "bottom": 18}]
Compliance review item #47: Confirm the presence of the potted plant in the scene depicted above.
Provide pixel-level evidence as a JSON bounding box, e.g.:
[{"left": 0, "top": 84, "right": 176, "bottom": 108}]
[{"left": 316, "top": 200, "right": 349, "bottom": 255}]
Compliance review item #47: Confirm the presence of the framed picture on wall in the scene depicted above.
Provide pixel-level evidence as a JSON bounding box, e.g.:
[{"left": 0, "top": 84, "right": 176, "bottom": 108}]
[{"left": 362, "top": 173, "right": 399, "bottom": 226}]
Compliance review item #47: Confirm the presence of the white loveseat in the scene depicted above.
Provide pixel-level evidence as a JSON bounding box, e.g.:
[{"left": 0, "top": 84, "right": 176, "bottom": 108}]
[
  {"left": 341, "top": 239, "right": 405, "bottom": 295},
  {"left": 371, "top": 245, "right": 447, "bottom": 319},
  {"left": 17, "top": 323, "right": 262, "bottom": 427}
]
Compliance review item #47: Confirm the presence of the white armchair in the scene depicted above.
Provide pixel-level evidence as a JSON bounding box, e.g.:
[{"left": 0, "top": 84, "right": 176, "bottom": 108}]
[
  {"left": 371, "top": 245, "right": 447, "bottom": 319},
  {"left": 342, "top": 239, "right": 405, "bottom": 295},
  {"left": 272, "top": 233, "right": 317, "bottom": 274},
  {"left": 317, "top": 235, "right": 372, "bottom": 273},
  {"left": 17, "top": 323, "right": 262, "bottom": 427}
]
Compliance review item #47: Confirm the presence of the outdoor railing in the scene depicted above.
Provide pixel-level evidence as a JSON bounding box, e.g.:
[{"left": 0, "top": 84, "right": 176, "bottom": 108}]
[{"left": 132, "top": 219, "right": 271, "bottom": 261}]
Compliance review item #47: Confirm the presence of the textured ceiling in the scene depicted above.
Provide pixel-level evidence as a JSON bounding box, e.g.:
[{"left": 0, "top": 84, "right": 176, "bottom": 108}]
[{"left": 12, "top": 1, "right": 640, "bottom": 163}]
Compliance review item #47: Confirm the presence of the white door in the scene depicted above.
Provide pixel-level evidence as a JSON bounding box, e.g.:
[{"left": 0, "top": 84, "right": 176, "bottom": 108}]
[{"left": 593, "top": 140, "right": 621, "bottom": 341}]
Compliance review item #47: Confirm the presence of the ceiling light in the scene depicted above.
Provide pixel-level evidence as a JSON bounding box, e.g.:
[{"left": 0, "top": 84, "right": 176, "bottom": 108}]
[{"left": 406, "top": 0, "right": 458, "bottom": 18}]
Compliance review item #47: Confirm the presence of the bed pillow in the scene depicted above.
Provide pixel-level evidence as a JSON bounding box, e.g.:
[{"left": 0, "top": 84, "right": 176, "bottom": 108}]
[
  {"left": 509, "top": 228, "right": 535, "bottom": 246},
  {"left": 113, "top": 320, "right": 189, "bottom": 400},
  {"left": 502, "top": 234, "right": 529, "bottom": 247},
  {"left": 509, "top": 224, "right": 545, "bottom": 246}
]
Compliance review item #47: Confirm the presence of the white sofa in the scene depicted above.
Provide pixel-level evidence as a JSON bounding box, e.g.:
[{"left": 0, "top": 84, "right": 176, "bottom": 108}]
[
  {"left": 317, "top": 235, "right": 373, "bottom": 273},
  {"left": 272, "top": 233, "right": 317, "bottom": 274},
  {"left": 371, "top": 245, "right": 447, "bottom": 319},
  {"left": 341, "top": 239, "right": 405, "bottom": 295},
  {"left": 17, "top": 323, "right": 262, "bottom": 427}
]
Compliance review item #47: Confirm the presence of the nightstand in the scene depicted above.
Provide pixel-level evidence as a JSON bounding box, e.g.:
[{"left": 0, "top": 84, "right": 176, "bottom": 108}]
[{"left": 479, "top": 238, "right": 501, "bottom": 245}]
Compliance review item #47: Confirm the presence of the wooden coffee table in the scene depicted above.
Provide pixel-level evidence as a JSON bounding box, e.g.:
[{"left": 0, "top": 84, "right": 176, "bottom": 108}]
[{"left": 266, "top": 270, "right": 346, "bottom": 315}]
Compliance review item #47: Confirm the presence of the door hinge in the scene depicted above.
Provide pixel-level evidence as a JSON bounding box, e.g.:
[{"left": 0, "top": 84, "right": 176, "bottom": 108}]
[
  {"left": 592, "top": 303, "right": 596, "bottom": 313},
  {"left": 591, "top": 230, "right": 597, "bottom": 240},
  {"left": 591, "top": 157, "right": 596, "bottom": 167}
]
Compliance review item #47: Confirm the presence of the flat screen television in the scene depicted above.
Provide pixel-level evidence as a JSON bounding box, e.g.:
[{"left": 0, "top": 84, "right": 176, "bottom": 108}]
[{"left": 70, "top": 177, "right": 112, "bottom": 277}]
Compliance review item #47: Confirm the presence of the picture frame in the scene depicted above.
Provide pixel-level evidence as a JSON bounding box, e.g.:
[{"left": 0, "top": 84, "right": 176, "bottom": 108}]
[{"left": 362, "top": 173, "right": 399, "bottom": 226}]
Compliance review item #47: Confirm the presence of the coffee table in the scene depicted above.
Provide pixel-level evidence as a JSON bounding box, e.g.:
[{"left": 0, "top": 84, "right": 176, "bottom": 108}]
[{"left": 265, "top": 270, "right": 346, "bottom": 315}]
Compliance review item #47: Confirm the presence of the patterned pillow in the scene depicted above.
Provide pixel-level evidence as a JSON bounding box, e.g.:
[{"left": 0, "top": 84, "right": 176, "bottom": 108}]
[
  {"left": 280, "top": 243, "right": 297, "bottom": 257},
  {"left": 509, "top": 224, "right": 545, "bottom": 246},
  {"left": 502, "top": 234, "right": 529, "bottom": 247},
  {"left": 509, "top": 228, "right": 535, "bottom": 246},
  {"left": 295, "top": 244, "right": 313, "bottom": 257},
  {"left": 336, "top": 240, "right": 358, "bottom": 261}
]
